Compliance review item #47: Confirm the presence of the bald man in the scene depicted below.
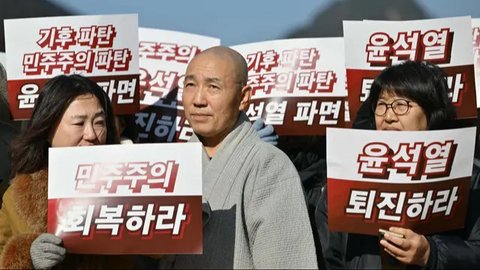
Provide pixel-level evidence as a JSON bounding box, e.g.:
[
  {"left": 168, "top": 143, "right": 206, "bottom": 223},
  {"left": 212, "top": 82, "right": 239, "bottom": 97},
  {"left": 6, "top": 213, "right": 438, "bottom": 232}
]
[{"left": 170, "top": 47, "right": 318, "bottom": 269}]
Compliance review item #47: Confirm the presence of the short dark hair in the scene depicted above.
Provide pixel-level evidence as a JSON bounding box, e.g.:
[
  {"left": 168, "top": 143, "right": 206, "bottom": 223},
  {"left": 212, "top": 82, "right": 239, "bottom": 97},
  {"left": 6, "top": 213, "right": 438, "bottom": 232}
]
[
  {"left": 10, "top": 74, "right": 118, "bottom": 175},
  {"left": 355, "top": 60, "right": 456, "bottom": 130}
]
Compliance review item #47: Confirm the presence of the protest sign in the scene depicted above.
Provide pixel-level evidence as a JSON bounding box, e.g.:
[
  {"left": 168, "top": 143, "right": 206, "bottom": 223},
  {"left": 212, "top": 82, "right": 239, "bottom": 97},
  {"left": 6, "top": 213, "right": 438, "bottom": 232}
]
[
  {"left": 327, "top": 127, "right": 475, "bottom": 235},
  {"left": 4, "top": 14, "right": 140, "bottom": 119},
  {"left": 232, "top": 38, "right": 347, "bottom": 135},
  {"left": 48, "top": 143, "right": 203, "bottom": 254}
]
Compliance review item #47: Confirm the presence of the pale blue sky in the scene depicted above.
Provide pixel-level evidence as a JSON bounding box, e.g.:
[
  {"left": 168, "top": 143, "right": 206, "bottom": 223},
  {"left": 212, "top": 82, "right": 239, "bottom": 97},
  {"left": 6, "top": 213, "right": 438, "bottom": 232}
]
[{"left": 48, "top": 0, "right": 480, "bottom": 46}]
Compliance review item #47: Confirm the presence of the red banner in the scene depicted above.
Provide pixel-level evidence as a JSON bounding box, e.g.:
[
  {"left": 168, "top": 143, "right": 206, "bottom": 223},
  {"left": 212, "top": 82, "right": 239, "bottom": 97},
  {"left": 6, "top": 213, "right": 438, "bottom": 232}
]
[
  {"left": 8, "top": 74, "right": 140, "bottom": 119},
  {"left": 327, "top": 177, "right": 470, "bottom": 235},
  {"left": 48, "top": 195, "right": 202, "bottom": 254},
  {"left": 246, "top": 96, "right": 347, "bottom": 135}
]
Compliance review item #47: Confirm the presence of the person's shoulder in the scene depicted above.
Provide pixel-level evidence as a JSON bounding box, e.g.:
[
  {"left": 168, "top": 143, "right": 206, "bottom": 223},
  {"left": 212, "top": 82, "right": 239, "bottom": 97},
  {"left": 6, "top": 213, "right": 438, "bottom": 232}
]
[
  {"left": 253, "top": 139, "right": 290, "bottom": 160},
  {"left": 251, "top": 140, "right": 299, "bottom": 176},
  {"left": 1, "top": 182, "right": 15, "bottom": 205},
  {"left": 10, "top": 170, "right": 48, "bottom": 190}
]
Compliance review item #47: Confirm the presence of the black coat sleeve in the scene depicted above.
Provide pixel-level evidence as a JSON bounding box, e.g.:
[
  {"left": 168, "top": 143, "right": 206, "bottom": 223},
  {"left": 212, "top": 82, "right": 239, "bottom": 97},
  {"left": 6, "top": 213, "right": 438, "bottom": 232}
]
[
  {"left": 425, "top": 160, "right": 480, "bottom": 269},
  {"left": 316, "top": 187, "right": 348, "bottom": 269}
]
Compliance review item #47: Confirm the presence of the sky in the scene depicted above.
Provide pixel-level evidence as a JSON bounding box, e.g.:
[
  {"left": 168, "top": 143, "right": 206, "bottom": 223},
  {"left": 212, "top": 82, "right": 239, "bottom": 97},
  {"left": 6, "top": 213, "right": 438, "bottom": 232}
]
[{"left": 47, "top": 0, "right": 480, "bottom": 46}]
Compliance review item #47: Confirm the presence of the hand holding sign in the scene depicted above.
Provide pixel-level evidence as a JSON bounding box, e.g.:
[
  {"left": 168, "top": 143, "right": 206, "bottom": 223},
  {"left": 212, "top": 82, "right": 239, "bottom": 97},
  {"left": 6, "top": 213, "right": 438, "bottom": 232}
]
[
  {"left": 379, "top": 227, "right": 430, "bottom": 267},
  {"left": 30, "top": 233, "right": 66, "bottom": 269}
]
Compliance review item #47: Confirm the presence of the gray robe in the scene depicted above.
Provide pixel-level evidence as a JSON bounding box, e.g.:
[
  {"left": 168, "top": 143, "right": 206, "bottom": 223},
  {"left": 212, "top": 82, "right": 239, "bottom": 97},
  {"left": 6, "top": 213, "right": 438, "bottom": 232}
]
[{"left": 173, "top": 113, "right": 318, "bottom": 269}]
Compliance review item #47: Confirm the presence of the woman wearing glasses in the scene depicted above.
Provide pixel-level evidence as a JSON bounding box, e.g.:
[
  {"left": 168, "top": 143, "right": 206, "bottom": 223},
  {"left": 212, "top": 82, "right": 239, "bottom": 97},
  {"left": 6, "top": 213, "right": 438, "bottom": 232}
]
[{"left": 317, "top": 61, "right": 479, "bottom": 269}]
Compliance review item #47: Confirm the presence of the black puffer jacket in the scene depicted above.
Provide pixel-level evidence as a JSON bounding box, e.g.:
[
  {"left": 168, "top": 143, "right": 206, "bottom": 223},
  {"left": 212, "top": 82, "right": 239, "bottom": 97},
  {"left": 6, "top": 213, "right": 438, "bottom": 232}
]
[
  {"left": 292, "top": 151, "right": 327, "bottom": 270},
  {"left": 317, "top": 160, "right": 480, "bottom": 269}
]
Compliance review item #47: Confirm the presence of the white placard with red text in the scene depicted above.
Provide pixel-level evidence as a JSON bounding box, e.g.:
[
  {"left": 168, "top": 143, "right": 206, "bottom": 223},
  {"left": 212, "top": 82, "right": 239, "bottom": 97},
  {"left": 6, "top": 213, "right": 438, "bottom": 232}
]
[
  {"left": 344, "top": 17, "right": 477, "bottom": 124},
  {"left": 4, "top": 14, "right": 140, "bottom": 119},
  {"left": 472, "top": 18, "right": 480, "bottom": 108},
  {"left": 136, "top": 28, "right": 220, "bottom": 143},
  {"left": 48, "top": 143, "right": 203, "bottom": 254},
  {"left": 231, "top": 38, "right": 347, "bottom": 135},
  {"left": 327, "top": 127, "right": 476, "bottom": 235}
]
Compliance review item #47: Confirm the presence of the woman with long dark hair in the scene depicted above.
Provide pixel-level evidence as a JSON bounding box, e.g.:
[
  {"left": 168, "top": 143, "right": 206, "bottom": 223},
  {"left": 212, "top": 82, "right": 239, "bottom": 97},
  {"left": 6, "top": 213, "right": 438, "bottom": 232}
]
[{"left": 0, "top": 75, "right": 132, "bottom": 269}]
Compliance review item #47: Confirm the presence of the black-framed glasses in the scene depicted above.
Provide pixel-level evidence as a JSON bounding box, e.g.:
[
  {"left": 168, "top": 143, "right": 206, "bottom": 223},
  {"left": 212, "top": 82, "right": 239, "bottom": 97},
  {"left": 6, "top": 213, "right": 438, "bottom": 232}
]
[{"left": 373, "top": 99, "right": 413, "bottom": 116}]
